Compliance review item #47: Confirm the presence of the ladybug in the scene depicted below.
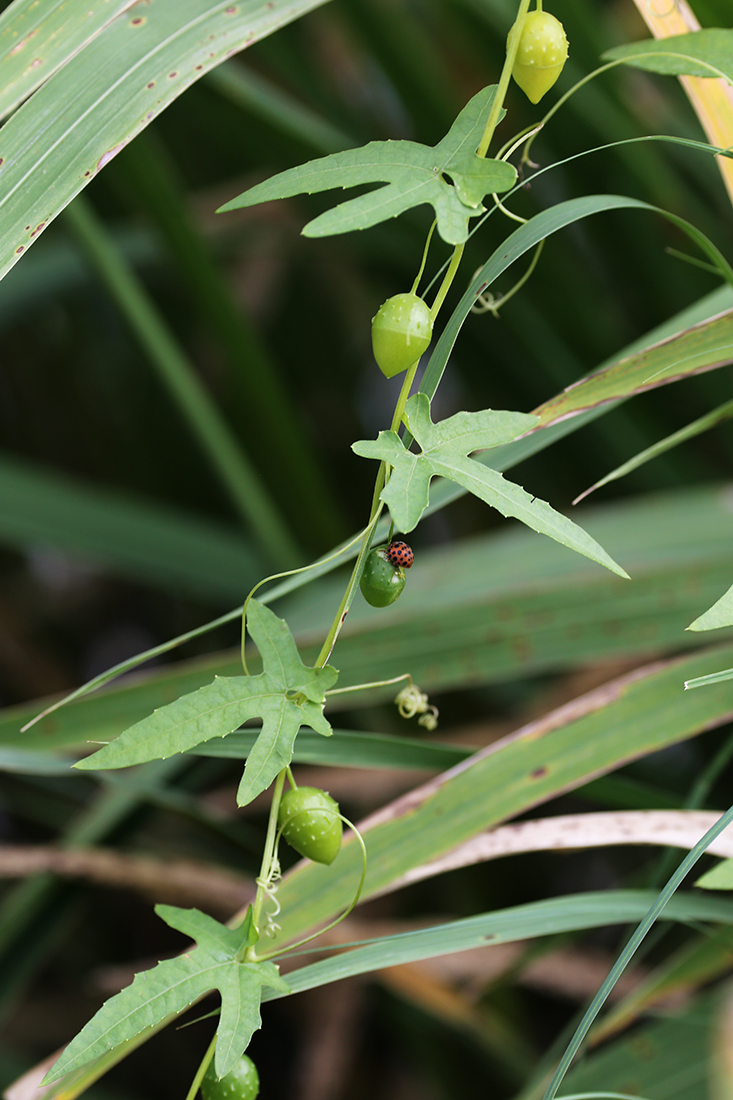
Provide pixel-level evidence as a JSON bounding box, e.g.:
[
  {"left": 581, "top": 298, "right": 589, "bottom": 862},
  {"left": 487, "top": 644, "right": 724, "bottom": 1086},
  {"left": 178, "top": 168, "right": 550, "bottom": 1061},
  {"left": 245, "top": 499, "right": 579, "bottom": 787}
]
[{"left": 386, "top": 540, "right": 414, "bottom": 569}]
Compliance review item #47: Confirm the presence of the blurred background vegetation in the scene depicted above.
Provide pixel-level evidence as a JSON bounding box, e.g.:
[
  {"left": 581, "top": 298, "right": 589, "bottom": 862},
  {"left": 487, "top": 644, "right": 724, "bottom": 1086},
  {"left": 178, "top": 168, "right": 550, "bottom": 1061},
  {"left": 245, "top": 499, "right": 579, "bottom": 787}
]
[{"left": 1, "top": 0, "right": 733, "bottom": 1097}]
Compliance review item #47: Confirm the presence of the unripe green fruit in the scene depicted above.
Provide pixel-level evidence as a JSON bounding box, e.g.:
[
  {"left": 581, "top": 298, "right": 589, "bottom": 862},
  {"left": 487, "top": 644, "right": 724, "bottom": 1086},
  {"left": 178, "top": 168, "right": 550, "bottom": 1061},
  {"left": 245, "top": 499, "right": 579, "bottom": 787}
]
[
  {"left": 510, "top": 10, "right": 568, "bottom": 104},
  {"left": 371, "top": 293, "right": 433, "bottom": 379},
  {"left": 360, "top": 547, "right": 406, "bottom": 608},
  {"left": 201, "top": 1055, "right": 259, "bottom": 1100},
  {"left": 278, "top": 786, "right": 343, "bottom": 865}
]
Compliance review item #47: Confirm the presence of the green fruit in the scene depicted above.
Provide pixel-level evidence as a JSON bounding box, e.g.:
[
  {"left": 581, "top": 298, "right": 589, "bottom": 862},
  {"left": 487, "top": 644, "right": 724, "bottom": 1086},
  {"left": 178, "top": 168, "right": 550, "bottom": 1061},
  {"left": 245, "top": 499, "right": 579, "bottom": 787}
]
[
  {"left": 509, "top": 10, "right": 568, "bottom": 104},
  {"left": 371, "top": 293, "right": 433, "bottom": 379},
  {"left": 360, "top": 547, "right": 406, "bottom": 608},
  {"left": 201, "top": 1055, "right": 259, "bottom": 1100},
  {"left": 278, "top": 786, "right": 342, "bottom": 865}
]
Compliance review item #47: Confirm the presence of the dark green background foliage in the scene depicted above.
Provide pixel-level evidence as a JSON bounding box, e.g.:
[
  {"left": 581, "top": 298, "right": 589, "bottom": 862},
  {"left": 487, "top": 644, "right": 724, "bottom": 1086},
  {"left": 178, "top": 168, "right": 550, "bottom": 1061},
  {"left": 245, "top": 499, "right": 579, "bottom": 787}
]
[{"left": 2, "top": 1, "right": 733, "bottom": 1098}]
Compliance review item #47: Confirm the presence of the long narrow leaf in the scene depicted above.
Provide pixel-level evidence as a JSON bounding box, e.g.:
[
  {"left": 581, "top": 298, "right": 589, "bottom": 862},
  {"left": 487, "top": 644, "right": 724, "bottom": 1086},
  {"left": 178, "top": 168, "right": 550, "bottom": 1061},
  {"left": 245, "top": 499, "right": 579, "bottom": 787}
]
[
  {"left": 7, "top": 482, "right": 733, "bottom": 752},
  {"left": 35, "top": 890, "right": 733, "bottom": 1100},
  {"left": 574, "top": 398, "right": 733, "bottom": 504},
  {"left": 265, "top": 643, "right": 733, "bottom": 948},
  {"left": 270, "top": 891, "right": 733, "bottom": 999},
  {"left": 0, "top": 0, "right": 332, "bottom": 281},
  {"left": 0, "top": 0, "right": 132, "bottom": 119},
  {"left": 627, "top": 0, "right": 733, "bottom": 206},
  {"left": 420, "top": 195, "right": 733, "bottom": 406},
  {"left": 0, "top": 453, "right": 262, "bottom": 601}
]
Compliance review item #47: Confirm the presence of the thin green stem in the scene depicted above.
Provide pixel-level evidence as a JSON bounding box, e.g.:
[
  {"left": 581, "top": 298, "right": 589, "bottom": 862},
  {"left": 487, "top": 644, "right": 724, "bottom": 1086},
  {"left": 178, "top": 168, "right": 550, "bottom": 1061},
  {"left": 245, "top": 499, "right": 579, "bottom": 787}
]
[
  {"left": 429, "top": 243, "right": 465, "bottom": 323},
  {"left": 390, "top": 357, "right": 421, "bottom": 434},
  {"left": 184, "top": 1034, "right": 216, "bottom": 1100},
  {"left": 63, "top": 196, "right": 300, "bottom": 570},
  {"left": 326, "top": 673, "right": 412, "bottom": 697},
  {"left": 477, "top": 0, "right": 533, "bottom": 159},
  {"left": 312, "top": 508, "right": 383, "bottom": 669},
  {"left": 474, "top": 240, "right": 544, "bottom": 316},
  {"left": 411, "top": 221, "right": 437, "bottom": 295},
  {"left": 256, "top": 815, "right": 368, "bottom": 962},
  {"left": 246, "top": 768, "right": 287, "bottom": 959},
  {"left": 313, "top": 355, "right": 422, "bottom": 669},
  {"left": 239, "top": 526, "right": 369, "bottom": 674},
  {"left": 522, "top": 59, "right": 632, "bottom": 168}
]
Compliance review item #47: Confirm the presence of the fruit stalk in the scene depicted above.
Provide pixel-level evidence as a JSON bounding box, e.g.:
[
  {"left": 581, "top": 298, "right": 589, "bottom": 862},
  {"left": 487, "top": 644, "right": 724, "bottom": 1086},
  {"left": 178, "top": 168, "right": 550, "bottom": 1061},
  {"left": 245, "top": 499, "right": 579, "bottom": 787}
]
[{"left": 477, "top": 0, "right": 533, "bottom": 158}]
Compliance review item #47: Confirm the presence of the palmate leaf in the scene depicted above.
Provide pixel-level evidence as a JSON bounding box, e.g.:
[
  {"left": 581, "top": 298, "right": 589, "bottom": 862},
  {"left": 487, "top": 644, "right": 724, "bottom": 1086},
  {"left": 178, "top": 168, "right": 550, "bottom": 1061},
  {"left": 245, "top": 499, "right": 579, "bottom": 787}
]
[
  {"left": 218, "top": 86, "right": 517, "bottom": 245},
  {"left": 352, "top": 394, "right": 628, "bottom": 578},
  {"left": 43, "top": 905, "right": 289, "bottom": 1084},
  {"left": 603, "top": 29, "right": 733, "bottom": 82},
  {"left": 75, "top": 600, "right": 338, "bottom": 806}
]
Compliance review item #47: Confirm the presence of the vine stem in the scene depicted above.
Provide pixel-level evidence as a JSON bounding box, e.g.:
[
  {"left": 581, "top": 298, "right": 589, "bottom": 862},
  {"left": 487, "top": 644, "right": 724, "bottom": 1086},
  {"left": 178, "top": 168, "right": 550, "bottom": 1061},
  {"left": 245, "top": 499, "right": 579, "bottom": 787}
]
[
  {"left": 245, "top": 768, "right": 287, "bottom": 959},
  {"left": 312, "top": 354, "right": 421, "bottom": 670},
  {"left": 325, "top": 672, "right": 413, "bottom": 697},
  {"left": 429, "top": 242, "right": 465, "bottom": 321},
  {"left": 270, "top": 2, "right": 538, "bottom": 673},
  {"left": 256, "top": 814, "right": 368, "bottom": 962},
  {"left": 477, "top": 0, "right": 533, "bottom": 159},
  {"left": 184, "top": 1034, "right": 216, "bottom": 1100}
]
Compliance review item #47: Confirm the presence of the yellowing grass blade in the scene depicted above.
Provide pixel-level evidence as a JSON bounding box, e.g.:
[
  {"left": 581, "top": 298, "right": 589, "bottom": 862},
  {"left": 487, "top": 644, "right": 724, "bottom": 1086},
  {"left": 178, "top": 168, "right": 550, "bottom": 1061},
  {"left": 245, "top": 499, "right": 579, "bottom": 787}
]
[{"left": 631, "top": 0, "right": 733, "bottom": 207}]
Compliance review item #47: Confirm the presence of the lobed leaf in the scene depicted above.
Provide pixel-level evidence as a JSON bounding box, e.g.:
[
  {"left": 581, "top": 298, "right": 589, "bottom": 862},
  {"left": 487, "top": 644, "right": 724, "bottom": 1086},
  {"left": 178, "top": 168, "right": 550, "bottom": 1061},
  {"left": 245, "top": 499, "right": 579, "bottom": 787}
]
[
  {"left": 43, "top": 903, "right": 289, "bottom": 1083},
  {"left": 353, "top": 394, "right": 628, "bottom": 577},
  {"left": 213, "top": 960, "right": 288, "bottom": 1078},
  {"left": 155, "top": 904, "right": 252, "bottom": 957},
  {"left": 8, "top": 480, "right": 733, "bottom": 754},
  {"left": 218, "top": 85, "right": 516, "bottom": 244},
  {"left": 74, "top": 601, "right": 337, "bottom": 807},
  {"left": 43, "top": 952, "right": 231, "bottom": 1083}
]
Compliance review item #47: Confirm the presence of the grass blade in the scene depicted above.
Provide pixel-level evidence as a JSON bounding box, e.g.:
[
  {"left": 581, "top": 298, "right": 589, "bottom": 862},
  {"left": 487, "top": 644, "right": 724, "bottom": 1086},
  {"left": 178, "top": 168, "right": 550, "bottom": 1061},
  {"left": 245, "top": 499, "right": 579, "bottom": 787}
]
[{"left": 65, "top": 195, "right": 300, "bottom": 568}]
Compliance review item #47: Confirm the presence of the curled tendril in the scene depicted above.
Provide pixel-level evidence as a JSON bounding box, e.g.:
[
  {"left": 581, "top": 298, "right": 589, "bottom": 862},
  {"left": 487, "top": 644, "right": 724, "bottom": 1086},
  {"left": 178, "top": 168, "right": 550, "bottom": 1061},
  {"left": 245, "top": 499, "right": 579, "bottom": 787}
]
[
  {"left": 256, "top": 861, "right": 283, "bottom": 938},
  {"left": 395, "top": 682, "right": 439, "bottom": 730},
  {"left": 471, "top": 287, "right": 502, "bottom": 316}
]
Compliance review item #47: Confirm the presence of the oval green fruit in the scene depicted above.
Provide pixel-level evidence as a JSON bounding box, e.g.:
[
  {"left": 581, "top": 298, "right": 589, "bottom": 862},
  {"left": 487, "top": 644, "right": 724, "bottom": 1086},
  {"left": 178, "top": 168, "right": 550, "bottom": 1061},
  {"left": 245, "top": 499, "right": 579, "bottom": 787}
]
[
  {"left": 371, "top": 293, "right": 433, "bottom": 379},
  {"left": 510, "top": 10, "right": 568, "bottom": 104},
  {"left": 201, "top": 1055, "right": 259, "bottom": 1100},
  {"left": 278, "top": 786, "right": 343, "bottom": 865},
  {"left": 360, "top": 547, "right": 406, "bottom": 608}
]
